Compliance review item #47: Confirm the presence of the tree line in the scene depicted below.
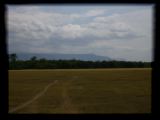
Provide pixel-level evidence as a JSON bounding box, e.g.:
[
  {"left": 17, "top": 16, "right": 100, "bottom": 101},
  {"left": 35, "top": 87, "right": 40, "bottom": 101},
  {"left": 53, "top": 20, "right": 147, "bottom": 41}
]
[{"left": 9, "top": 53, "right": 151, "bottom": 70}]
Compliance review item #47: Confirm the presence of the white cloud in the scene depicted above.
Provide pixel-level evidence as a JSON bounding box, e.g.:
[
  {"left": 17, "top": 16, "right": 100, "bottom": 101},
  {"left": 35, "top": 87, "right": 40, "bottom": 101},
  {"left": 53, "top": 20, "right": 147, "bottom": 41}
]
[
  {"left": 60, "top": 24, "right": 87, "bottom": 39},
  {"left": 7, "top": 6, "right": 153, "bottom": 61},
  {"left": 7, "top": 6, "right": 142, "bottom": 41},
  {"left": 85, "top": 9, "right": 105, "bottom": 17}
]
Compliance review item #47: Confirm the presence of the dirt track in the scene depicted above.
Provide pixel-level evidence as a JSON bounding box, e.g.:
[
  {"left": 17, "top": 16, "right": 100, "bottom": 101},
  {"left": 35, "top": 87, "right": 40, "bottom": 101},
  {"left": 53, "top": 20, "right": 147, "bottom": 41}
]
[
  {"left": 9, "top": 80, "right": 58, "bottom": 113},
  {"left": 60, "top": 79, "right": 79, "bottom": 113}
]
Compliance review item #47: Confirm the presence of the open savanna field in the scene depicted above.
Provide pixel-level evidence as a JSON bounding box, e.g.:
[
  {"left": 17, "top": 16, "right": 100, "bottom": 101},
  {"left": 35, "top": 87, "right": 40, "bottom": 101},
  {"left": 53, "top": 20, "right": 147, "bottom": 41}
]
[{"left": 9, "top": 68, "right": 151, "bottom": 114}]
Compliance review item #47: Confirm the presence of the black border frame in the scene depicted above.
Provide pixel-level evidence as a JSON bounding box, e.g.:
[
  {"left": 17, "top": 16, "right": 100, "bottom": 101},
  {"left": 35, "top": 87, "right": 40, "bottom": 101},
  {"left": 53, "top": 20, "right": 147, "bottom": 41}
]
[{"left": 1, "top": 0, "right": 159, "bottom": 120}]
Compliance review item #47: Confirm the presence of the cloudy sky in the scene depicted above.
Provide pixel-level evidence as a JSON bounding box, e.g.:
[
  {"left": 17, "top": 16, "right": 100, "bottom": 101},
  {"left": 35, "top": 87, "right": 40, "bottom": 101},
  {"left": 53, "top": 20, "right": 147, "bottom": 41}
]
[{"left": 7, "top": 5, "right": 154, "bottom": 62}]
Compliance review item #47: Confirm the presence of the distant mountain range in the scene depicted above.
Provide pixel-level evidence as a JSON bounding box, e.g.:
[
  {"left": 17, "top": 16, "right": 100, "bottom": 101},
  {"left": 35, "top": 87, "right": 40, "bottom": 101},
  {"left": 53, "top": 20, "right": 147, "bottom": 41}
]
[
  {"left": 16, "top": 53, "right": 114, "bottom": 61},
  {"left": 15, "top": 53, "right": 127, "bottom": 61}
]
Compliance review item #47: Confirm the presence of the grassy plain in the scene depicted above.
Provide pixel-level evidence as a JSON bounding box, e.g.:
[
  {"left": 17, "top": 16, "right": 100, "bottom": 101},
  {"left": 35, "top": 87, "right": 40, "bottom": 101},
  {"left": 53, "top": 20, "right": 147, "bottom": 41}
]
[{"left": 9, "top": 68, "right": 151, "bottom": 113}]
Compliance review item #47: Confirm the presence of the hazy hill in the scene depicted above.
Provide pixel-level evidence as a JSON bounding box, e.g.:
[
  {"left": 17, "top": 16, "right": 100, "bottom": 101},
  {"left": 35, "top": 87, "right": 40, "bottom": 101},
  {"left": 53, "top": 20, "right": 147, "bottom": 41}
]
[{"left": 16, "top": 53, "right": 112, "bottom": 61}]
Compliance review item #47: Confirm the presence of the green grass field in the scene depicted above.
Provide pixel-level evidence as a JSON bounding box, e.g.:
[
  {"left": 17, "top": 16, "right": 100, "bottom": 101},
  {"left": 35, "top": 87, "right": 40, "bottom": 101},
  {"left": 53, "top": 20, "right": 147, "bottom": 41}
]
[{"left": 9, "top": 68, "right": 151, "bottom": 113}]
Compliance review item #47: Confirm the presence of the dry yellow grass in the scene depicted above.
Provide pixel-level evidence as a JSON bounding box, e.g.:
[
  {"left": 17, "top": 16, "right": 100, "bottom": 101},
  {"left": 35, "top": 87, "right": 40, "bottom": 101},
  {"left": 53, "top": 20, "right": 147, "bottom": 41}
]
[{"left": 9, "top": 68, "right": 151, "bottom": 113}]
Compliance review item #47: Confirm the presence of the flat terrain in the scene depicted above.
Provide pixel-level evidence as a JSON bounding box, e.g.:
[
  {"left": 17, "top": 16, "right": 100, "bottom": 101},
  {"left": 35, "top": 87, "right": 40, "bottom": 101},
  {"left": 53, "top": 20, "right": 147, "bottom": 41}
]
[{"left": 9, "top": 68, "right": 151, "bottom": 113}]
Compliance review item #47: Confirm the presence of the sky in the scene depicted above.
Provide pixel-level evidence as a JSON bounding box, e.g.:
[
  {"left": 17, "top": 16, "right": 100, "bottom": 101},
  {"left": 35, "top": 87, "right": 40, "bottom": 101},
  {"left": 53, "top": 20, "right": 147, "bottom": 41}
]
[{"left": 7, "top": 4, "right": 154, "bottom": 62}]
